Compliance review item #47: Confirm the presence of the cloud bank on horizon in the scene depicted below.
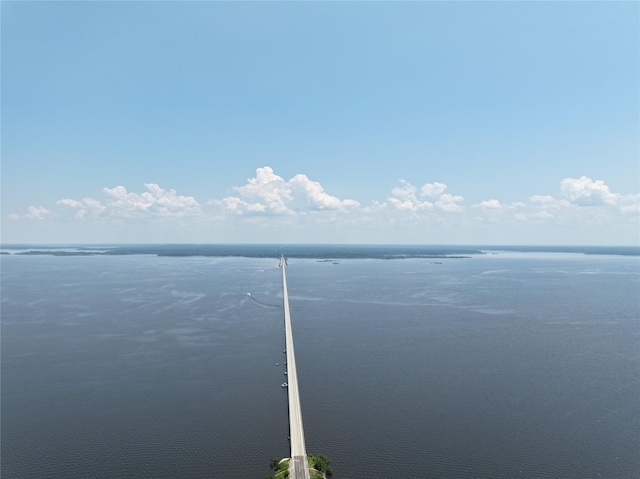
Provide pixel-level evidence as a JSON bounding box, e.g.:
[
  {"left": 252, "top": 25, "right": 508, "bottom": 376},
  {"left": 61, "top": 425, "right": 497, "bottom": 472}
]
[{"left": 7, "top": 167, "right": 639, "bottom": 245}]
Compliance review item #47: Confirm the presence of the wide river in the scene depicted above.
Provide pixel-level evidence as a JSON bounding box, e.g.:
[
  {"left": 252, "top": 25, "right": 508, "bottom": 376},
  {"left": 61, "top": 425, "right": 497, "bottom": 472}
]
[{"left": 2, "top": 251, "right": 639, "bottom": 478}]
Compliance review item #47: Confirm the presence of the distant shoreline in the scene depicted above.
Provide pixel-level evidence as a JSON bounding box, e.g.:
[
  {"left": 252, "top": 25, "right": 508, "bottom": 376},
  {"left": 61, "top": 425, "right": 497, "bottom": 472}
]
[{"left": 1, "top": 244, "right": 638, "bottom": 258}]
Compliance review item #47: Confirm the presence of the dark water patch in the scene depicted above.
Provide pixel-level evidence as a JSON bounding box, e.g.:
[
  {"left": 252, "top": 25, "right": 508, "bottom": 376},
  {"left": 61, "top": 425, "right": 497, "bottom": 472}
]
[{"left": 2, "top": 254, "right": 639, "bottom": 478}]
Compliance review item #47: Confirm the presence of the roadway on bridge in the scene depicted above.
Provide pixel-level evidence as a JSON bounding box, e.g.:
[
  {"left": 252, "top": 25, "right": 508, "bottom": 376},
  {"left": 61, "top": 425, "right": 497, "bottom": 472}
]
[{"left": 281, "top": 258, "right": 311, "bottom": 479}]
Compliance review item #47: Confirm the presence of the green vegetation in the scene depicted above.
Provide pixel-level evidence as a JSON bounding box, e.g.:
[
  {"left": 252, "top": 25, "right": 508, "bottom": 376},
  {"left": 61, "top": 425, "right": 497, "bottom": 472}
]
[
  {"left": 267, "top": 457, "right": 290, "bottom": 479},
  {"left": 8, "top": 244, "right": 488, "bottom": 259},
  {"left": 267, "top": 455, "right": 332, "bottom": 479},
  {"left": 15, "top": 250, "right": 101, "bottom": 256},
  {"left": 308, "top": 454, "right": 332, "bottom": 478},
  {"left": 6, "top": 244, "right": 640, "bottom": 258}
]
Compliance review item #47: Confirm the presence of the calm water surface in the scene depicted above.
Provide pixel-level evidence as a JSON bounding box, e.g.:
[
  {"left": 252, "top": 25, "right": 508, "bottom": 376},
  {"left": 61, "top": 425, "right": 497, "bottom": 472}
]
[{"left": 2, "top": 252, "right": 639, "bottom": 478}]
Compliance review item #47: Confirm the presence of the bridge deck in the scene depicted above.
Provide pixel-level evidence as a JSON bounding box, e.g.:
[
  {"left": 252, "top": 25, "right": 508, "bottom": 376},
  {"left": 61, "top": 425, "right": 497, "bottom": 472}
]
[{"left": 281, "top": 259, "right": 310, "bottom": 479}]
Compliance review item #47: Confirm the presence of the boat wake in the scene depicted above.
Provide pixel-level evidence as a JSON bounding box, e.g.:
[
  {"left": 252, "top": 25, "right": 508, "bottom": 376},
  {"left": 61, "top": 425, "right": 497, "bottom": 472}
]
[{"left": 246, "top": 293, "right": 280, "bottom": 309}]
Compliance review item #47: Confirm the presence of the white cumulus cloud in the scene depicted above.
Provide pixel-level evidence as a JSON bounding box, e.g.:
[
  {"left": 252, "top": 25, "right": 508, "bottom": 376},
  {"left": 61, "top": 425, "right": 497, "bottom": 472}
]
[
  {"left": 421, "top": 182, "right": 447, "bottom": 198},
  {"left": 436, "top": 193, "right": 464, "bottom": 212},
  {"left": 23, "top": 206, "right": 51, "bottom": 220},
  {"left": 102, "top": 184, "right": 200, "bottom": 217},
  {"left": 474, "top": 199, "right": 503, "bottom": 210},
  {"left": 7, "top": 171, "right": 638, "bottom": 245},
  {"left": 230, "top": 167, "right": 292, "bottom": 214},
  {"left": 388, "top": 180, "right": 463, "bottom": 213},
  {"left": 529, "top": 195, "right": 571, "bottom": 209},
  {"left": 57, "top": 184, "right": 199, "bottom": 219},
  {"left": 213, "top": 167, "right": 359, "bottom": 215},
  {"left": 619, "top": 194, "right": 640, "bottom": 215},
  {"left": 560, "top": 176, "right": 618, "bottom": 206},
  {"left": 289, "top": 174, "right": 360, "bottom": 210},
  {"left": 474, "top": 199, "right": 526, "bottom": 211},
  {"left": 9, "top": 206, "right": 52, "bottom": 220},
  {"left": 387, "top": 180, "right": 433, "bottom": 212},
  {"left": 57, "top": 197, "right": 106, "bottom": 218}
]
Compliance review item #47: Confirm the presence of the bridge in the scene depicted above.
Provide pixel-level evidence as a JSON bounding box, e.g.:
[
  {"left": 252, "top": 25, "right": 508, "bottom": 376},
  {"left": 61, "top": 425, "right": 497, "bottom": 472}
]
[{"left": 280, "top": 256, "right": 311, "bottom": 479}]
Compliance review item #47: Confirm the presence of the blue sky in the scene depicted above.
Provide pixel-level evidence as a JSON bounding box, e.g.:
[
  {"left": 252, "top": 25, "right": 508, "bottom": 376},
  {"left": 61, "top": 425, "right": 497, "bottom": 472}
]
[{"left": 2, "top": 1, "right": 638, "bottom": 245}]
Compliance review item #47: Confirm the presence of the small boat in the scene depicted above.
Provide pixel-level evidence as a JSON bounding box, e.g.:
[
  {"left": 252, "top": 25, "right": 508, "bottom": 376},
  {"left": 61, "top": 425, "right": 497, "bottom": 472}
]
[
  {"left": 281, "top": 382, "right": 288, "bottom": 388},
  {"left": 284, "top": 371, "right": 287, "bottom": 375}
]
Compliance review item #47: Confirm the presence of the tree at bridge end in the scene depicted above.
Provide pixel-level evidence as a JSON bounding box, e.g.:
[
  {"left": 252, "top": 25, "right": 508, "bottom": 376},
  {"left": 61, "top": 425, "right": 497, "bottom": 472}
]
[
  {"left": 267, "top": 455, "right": 333, "bottom": 479},
  {"left": 308, "top": 453, "right": 333, "bottom": 478},
  {"left": 267, "top": 457, "right": 290, "bottom": 479}
]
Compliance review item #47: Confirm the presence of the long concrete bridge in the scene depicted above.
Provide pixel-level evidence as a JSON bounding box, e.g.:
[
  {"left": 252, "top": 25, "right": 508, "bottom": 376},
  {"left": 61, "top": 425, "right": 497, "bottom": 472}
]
[{"left": 280, "top": 256, "right": 311, "bottom": 479}]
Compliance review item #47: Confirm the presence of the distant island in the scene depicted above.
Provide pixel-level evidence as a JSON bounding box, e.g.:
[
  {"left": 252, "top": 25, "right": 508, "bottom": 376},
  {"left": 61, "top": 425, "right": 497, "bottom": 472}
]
[
  {"left": 1, "top": 244, "right": 638, "bottom": 258},
  {"left": 2, "top": 244, "right": 482, "bottom": 259}
]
